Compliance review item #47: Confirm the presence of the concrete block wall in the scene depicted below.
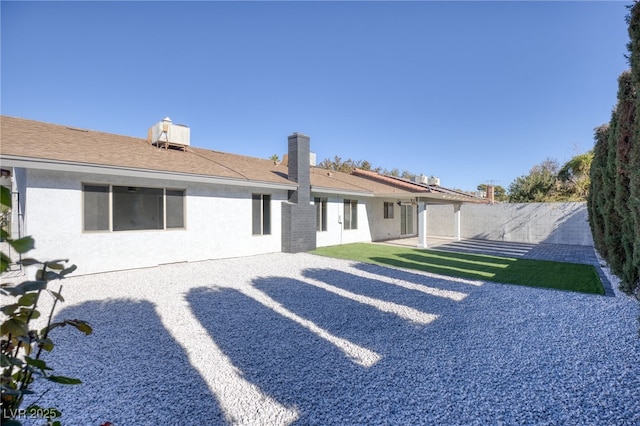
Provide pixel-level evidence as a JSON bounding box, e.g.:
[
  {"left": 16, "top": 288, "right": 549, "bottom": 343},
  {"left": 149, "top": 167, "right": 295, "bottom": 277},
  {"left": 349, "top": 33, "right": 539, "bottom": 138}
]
[
  {"left": 282, "top": 132, "right": 317, "bottom": 253},
  {"left": 427, "top": 202, "right": 593, "bottom": 246},
  {"left": 282, "top": 202, "right": 316, "bottom": 253}
]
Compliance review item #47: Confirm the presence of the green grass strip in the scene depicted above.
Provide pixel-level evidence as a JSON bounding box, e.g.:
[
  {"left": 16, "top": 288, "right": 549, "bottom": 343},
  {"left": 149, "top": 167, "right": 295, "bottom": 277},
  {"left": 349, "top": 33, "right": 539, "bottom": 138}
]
[{"left": 310, "top": 243, "right": 604, "bottom": 295}]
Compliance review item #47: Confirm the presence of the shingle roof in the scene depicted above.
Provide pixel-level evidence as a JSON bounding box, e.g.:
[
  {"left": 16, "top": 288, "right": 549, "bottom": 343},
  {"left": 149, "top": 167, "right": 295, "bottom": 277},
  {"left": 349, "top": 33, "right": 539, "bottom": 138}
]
[
  {"left": 352, "top": 169, "right": 433, "bottom": 193},
  {"left": 352, "top": 168, "right": 487, "bottom": 203},
  {"left": 0, "top": 116, "right": 485, "bottom": 203},
  {"left": 0, "top": 116, "right": 294, "bottom": 186},
  {"left": 311, "top": 167, "right": 420, "bottom": 196}
]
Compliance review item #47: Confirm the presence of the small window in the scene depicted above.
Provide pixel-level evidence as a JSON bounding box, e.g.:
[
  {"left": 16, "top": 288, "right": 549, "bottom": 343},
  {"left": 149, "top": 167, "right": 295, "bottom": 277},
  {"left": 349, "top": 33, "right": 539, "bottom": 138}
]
[
  {"left": 315, "top": 197, "right": 327, "bottom": 231},
  {"left": 343, "top": 199, "right": 358, "bottom": 230},
  {"left": 384, "top": 202, "right": 394, "bottom": 219},
  {"left": 83, "top": 184, "right": 109, "bottom": 231},
  {"left": 166, "top": 189, "right": 185, "bottom": 229},
  {"left": 252, "top": 194, "right": 271, "bottom": 235}
]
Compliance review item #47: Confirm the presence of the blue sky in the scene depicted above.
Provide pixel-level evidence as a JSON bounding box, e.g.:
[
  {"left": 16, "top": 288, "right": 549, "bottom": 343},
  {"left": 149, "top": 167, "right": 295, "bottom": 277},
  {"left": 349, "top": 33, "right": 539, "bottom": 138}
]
[{"left": 1, "top": 1, "right": 630, "bottom": 191}]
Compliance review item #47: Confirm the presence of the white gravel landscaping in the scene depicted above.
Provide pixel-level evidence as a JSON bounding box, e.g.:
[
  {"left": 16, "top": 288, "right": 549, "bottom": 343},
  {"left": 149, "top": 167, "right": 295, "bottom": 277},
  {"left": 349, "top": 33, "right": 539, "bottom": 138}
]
[{"left": 14, "top": 252, "right": 640, "bottom": 425}]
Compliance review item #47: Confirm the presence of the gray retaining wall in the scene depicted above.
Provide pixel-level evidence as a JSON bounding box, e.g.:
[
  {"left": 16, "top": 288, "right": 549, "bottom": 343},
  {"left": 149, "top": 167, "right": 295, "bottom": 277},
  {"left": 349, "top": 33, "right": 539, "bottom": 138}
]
[{"left": 427, "top": 202, "right": 593, "bottom": 246}]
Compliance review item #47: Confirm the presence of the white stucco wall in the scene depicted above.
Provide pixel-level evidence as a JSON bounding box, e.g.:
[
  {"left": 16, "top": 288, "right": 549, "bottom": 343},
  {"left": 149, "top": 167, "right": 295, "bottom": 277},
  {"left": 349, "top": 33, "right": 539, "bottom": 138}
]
[
  {"left": 426, "top": 202, "right": 594, "bottom": 246},
  {"left": 314, "top": 195, "right": 373, "bottom": 247},
  {"left": 313, "top": 196, "right": 417, "bottom": 247},
  {"left": 367, "top": 198, "right": 418, "bottom": 242},
  {"left": 21, "top": 169, "right": 288, "bottom": 276}
]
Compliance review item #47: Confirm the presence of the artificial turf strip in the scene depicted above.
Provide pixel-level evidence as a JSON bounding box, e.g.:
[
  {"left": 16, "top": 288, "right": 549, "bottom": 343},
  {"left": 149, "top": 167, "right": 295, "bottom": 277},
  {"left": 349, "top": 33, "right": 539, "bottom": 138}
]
[{"left": 310, "top": 243, "right": 605, "bottom": 295}]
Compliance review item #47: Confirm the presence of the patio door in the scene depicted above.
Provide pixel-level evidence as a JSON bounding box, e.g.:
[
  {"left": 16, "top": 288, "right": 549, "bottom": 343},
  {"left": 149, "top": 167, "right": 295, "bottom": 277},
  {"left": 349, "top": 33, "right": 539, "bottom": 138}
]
[{"left": 400, "top": 204, "right": 414, "bottom": 235}]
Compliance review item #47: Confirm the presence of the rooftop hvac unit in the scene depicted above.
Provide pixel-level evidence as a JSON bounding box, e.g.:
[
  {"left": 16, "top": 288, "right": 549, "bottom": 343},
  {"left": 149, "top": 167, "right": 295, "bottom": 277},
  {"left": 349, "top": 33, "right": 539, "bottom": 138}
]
[
  {"left": 427, "top": 176, "right": 440, "bottom": 186},
  {"left": 148, "top": 117, "right": 190, "bottom": 148},
  {"left": 414, "top": 174, "right": 428, "bottom": 184}
]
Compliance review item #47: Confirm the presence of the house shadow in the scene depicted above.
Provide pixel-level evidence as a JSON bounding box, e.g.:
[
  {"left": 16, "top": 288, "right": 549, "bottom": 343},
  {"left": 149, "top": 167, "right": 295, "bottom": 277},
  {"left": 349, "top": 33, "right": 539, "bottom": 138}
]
[
  {"left": 22, "top": 299, "right": 224, "bottom": 426},
  {"left": 186, "top": 281, "right": 452, "bottom": 425},
  {"left": 187, "top": 285, "right": 369, "bottom": 425},
  {"left": 369, "top": 251, "right": 504, "bottom": 283},
  {"left": 252, "top": 276, "right": 416, "bottom": 351},
  {"left": 301, "top": 268, "right": 465, "bottom": 317},
  {"left": 186, "top": 269, "right": 600, "bottom": 424},
  {"left": 351, "top": 261, "right": 484, "bottom": 294}
]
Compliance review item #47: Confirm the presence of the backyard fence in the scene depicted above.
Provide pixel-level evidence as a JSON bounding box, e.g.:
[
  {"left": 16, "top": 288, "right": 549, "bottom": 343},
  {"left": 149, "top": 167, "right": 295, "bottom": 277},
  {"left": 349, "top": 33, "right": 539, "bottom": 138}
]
[{"left": 427, "top": 202, "right": 593, "bottom": 246}]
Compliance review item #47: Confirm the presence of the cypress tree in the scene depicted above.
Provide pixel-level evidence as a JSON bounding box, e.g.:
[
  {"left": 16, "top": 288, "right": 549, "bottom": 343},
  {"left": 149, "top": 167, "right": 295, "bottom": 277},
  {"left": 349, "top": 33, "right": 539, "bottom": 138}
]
[
  {"left": 588, "top": 124, "right": 610, "bottom": 260},
  {"left": 612, "top": 71, "right": 637, "bottom": 293},
  {"left": 603, "top": 104, "right": 624, "bottom": 278},
  {"left": 627, "top": 1, "right": 640, "bottom": 295}
]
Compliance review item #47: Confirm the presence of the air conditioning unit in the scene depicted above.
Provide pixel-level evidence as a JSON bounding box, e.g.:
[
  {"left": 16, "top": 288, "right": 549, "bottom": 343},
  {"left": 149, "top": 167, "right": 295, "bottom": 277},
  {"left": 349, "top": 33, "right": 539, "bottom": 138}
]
[
  {"left": 414, "top": 174, "right": 428, "bottom": 184},
  {"left": 149, "top": 117, "right": 190, "bottom": 147},
  {"left": 427, "top": 176, "right": 440, "bottom": 186}
]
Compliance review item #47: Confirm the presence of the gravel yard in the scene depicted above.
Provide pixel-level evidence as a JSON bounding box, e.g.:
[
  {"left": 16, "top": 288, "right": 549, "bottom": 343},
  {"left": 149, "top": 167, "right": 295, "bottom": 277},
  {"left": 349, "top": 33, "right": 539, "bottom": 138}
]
[{"left": 17, "top": 252, "right": 640, "bottom": 425}]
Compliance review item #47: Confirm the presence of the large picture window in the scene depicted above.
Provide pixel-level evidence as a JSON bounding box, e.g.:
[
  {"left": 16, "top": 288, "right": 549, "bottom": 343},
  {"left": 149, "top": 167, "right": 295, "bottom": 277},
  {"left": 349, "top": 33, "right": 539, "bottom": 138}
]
[
  {"left": 315, "top": 197, "right": 327, "bottom": 232},
  {"left": 113, "top": 186, "right": 164, "bottom": 231},
  {"left": 252, "top": 194, "right": 271, "bottom": 235},
  {"left": 82, "top": 184, "right": 185, "bottom": 232},
  {"left": 343, "top": 199, "right": 358, "bottom": 230}
]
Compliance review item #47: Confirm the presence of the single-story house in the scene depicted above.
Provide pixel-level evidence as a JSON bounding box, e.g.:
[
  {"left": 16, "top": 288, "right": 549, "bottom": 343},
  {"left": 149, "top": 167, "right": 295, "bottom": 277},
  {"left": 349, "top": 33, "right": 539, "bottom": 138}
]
[{"left": 0, "top": 116, "right": 485, "bottom": 276}]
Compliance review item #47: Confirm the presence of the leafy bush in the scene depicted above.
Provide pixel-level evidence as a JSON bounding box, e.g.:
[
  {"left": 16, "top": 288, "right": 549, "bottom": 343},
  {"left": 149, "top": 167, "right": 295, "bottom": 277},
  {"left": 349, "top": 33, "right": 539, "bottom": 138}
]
[{"left": 0, "top": 185, "right": 92, "bottom": 425}]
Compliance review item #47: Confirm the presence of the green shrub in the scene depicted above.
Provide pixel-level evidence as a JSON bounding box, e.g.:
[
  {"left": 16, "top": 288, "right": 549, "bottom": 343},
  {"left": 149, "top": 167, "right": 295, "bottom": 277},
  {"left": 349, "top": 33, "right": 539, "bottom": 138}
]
[{"left": 0, "top": 186, "right": 92, "bottom": 425}]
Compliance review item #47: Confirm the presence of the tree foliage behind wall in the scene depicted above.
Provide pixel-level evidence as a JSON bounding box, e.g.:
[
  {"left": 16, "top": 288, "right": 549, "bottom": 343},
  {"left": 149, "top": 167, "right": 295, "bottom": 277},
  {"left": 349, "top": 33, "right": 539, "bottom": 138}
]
[{"left": 507, "top": 154, "right": 593, "bottom": 203}]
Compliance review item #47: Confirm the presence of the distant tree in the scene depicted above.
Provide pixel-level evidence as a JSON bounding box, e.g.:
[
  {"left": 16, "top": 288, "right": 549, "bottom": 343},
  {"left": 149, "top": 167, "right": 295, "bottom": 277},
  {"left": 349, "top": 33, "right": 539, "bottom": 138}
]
[
  {"left": 401, "top": 170, "right": 416, "bottom": 180},
  {"left": 319, "top": 157, "right": 383, "bottom": 173},
  {"left": 359, "top": 160, "right": 374, "bottom": 171},
  {"left": 318, "top": 156, "right": 356, "bottom": 173},
  {"left": 269, "top": 154, "right": 280, "bottom": 162},
  {"left": 507, "top": 158, "right": 559, "bottom": 202},
  {"left": 557, "top": 151, "right": 594, "bottom": 200},
  {"left": 353, "top": 159, "right": 382, "bottom": 173},
  {"left": 386, "top": 168, "right": 400, "bottom": 177}
]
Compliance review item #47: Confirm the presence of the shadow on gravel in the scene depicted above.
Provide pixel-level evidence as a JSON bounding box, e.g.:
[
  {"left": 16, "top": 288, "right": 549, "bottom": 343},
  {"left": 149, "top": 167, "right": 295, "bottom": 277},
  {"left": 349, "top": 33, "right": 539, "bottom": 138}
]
[
  {"left": 186, "top": 267, "right": 639, "bottom": 425},
  {"left": 252, "top": 276, "right": 414, "bottom": 351},
  {"left": 301, "top": 268, "right": 464, "bottom": 316},
  {"left": 352, "top": 262, "right": 484, "bottom": 292},
  {"left": 23, "top": 299, "right": 224, "bottom": 426},
  {"left": 187, "top": 284, "right": 440, "bottom": 425}
]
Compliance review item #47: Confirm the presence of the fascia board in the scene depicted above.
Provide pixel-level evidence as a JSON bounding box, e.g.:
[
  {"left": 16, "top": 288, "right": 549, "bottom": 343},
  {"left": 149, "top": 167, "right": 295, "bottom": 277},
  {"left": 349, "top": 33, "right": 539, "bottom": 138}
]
[
  {"left": 373, "top": 193, "right": 421, "bottom": 199},
  {"left": 415, "top": 194, "right": 486, "bottom": 204},
  {"left": 0, "top": 155, "right": 298, "bottom": 191},
  {"left": 311, "top": 186, "right": 374, "bottom": 198}
]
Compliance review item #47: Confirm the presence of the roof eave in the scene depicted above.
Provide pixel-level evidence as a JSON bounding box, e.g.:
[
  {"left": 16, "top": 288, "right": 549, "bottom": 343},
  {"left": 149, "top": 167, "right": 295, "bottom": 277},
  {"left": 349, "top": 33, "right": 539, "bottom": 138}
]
[
  {"left": 416, "top": 194, "right": 488, "bottom": 204},
  {"left": 0, "top": 155, "right": 298, "bottom": 191},
  {"left": 311, "top": 186, "right": 374, "bottom": 198}
]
